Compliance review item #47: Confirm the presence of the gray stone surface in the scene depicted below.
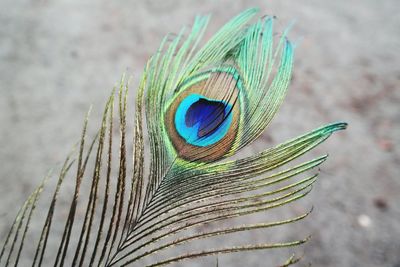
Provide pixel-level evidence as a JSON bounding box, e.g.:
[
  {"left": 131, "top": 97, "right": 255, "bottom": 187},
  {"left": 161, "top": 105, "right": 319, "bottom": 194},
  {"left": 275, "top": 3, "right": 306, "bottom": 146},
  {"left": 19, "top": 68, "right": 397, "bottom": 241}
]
[{"left": 0, "top": 0, "right": 399, "bottom": 266}]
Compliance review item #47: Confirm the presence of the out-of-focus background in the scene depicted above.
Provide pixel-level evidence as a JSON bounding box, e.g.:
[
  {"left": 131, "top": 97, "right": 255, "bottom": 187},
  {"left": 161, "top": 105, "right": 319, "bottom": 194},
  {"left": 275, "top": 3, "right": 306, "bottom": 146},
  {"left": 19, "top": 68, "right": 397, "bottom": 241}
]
[{"left": 0, "top": 0, "right": 399, "bottom": 266}]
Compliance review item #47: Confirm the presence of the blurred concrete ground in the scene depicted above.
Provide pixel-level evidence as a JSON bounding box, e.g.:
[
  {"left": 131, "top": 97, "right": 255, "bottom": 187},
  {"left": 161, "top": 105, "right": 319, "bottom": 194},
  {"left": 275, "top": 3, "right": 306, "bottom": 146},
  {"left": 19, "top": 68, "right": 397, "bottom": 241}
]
[{"left": 0, "top": 0, "right": 399, "bottom": 266}]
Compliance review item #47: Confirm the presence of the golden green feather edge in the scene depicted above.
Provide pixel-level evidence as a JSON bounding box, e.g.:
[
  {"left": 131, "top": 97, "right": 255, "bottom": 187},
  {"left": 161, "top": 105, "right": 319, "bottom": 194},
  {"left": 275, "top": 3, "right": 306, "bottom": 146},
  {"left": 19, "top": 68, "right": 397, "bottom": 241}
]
[{"left": 0, "top": 8, "right": 347, "bottom": 267}]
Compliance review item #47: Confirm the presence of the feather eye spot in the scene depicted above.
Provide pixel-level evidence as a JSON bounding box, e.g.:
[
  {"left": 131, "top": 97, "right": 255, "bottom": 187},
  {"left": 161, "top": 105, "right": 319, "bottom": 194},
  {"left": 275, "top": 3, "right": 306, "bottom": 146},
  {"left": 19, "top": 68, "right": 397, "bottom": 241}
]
[{"left": 164, "top": 72, "right": 240, "bottom": 162}]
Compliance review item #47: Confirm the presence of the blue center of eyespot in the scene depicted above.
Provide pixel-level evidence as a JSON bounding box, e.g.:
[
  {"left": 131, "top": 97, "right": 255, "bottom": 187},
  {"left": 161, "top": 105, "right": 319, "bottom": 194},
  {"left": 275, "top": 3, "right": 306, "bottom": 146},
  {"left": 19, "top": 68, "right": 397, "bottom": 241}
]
[{"left": 174, "top": 94, "right": 233, "bottom": 147}]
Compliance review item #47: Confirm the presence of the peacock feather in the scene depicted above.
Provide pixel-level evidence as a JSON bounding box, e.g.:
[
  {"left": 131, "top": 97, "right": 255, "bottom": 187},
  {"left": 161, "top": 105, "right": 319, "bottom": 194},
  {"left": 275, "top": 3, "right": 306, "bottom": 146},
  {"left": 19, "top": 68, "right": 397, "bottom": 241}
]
[{"left": 0, "top": 8, "right": 346, "bottom": 266}]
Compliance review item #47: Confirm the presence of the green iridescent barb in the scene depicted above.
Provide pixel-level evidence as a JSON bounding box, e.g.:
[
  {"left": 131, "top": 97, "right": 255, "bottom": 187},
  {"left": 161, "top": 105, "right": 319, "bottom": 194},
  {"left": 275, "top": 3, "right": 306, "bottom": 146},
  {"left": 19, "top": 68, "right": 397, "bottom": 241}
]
[{"left": 0, "top": 8, "right": 346, "bottom": 266}]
